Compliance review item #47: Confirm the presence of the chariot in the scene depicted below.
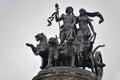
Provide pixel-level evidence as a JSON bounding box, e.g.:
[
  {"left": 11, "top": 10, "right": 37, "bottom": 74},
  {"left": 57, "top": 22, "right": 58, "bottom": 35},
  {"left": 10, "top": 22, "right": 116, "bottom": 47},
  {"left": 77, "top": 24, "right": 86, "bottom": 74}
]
[{"left": 78, "top": 34, "right": 105, "bottom": 79}]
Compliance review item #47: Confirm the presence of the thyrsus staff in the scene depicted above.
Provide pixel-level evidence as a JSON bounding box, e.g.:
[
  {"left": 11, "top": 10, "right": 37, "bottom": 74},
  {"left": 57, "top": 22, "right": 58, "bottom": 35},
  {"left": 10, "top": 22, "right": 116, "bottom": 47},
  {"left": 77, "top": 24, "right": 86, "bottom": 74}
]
[{"left": 47, "top": 3, "right": 60, "bottom": 27}]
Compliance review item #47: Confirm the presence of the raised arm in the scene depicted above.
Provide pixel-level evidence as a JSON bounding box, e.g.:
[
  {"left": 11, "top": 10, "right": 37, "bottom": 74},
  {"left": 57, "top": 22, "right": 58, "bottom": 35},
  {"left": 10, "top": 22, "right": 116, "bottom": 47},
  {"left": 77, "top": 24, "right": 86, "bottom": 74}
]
[{"left": 55, "top": 13, "right": 64, "bottom": 22}]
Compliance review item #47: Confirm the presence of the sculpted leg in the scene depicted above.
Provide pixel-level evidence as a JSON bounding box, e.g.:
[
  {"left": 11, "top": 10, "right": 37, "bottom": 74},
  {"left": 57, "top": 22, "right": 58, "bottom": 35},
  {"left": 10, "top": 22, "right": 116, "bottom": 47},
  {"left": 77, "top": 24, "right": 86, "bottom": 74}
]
[
  {"left": 90, "top": 52, "right": 95, "bottom": 73},
  {"left": 71, "top": 56, "right": 75, "bottom": 67},
  {"left": 60, "top": 32, "right": 66, "bottom": 44},
  {"left": 40, "top": 59, "right": 48, "bottom": 69},
  {"left": 46, "top": 58, "right": 52, "bottom": 68},
  {"left": 46, "top": 50, "right": 54, "bottom": 68}
]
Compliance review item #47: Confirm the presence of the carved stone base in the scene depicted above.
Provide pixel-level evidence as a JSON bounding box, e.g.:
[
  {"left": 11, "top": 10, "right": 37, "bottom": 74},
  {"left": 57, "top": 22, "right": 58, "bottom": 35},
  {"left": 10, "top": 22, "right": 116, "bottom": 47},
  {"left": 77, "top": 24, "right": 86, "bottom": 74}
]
[{"left": 32, "top": 66, "right": 97, "bottom": 80}]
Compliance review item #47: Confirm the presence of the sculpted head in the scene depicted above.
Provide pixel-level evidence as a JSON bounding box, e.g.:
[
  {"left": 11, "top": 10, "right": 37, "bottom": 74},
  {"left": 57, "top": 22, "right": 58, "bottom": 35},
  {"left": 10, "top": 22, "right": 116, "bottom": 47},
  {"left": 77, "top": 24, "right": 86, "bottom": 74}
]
[
  {"left": 35, "top": 33, "right": 47, "bottom": 42},
  {"left": 48, "top": 37, "right": 59, "bottom": 45},
  {"left": 79, "top": 8, "right": 86, "bottom": 14},
  {"left": 65, "top": 6, "right": 74, "bottom": 14}
]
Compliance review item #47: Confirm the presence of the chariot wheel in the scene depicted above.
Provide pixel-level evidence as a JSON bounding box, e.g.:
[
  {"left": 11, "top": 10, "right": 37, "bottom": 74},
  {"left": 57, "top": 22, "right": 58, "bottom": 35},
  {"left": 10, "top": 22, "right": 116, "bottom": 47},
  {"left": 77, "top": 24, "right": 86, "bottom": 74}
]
[{"left": 94, "top": 51, "right": 103, "bottom": 78}]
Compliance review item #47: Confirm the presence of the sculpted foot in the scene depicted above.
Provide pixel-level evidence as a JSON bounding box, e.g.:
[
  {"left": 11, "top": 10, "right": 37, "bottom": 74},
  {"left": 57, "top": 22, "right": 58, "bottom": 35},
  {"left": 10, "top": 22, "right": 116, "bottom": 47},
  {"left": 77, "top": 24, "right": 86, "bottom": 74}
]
[
  {"left": 71, "top": 65, "right": 75, "bottom": 67},
  {"left": 45, "top": 65, "right": 52, "bottom": 69}
]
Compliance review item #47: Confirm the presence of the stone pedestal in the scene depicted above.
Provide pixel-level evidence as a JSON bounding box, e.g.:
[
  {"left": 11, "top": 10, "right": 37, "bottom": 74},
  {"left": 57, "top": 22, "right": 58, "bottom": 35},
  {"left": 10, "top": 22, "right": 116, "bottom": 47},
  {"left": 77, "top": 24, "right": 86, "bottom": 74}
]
[{"left": 32, "top": 66, "right": 97, "bottom": 80}]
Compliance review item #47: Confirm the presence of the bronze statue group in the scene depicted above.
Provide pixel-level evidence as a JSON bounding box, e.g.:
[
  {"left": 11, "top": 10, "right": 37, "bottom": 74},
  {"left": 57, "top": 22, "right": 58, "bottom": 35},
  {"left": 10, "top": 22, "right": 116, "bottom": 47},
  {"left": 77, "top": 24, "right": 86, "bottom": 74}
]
[{"left": 26, "top": 4, "right": 105, "bottom": 78}]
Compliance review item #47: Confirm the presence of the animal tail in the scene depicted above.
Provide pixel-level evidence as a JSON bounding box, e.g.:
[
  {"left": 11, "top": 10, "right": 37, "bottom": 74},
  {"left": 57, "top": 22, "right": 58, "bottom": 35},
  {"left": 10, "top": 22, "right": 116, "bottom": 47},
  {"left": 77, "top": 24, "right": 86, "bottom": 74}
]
[{"left": 92, "top": 44, "right": 105, "bottom": 55}]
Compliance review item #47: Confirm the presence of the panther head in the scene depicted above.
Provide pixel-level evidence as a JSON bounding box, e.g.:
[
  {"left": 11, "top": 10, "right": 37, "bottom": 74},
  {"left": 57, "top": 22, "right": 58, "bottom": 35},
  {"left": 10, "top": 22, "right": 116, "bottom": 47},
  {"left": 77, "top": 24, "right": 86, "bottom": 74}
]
[
  {"left": 48, "top": 37, "right": 59, "bottom": 46},
  {"left": 35, "top": 33, "right": 47, "bottom": 42}
]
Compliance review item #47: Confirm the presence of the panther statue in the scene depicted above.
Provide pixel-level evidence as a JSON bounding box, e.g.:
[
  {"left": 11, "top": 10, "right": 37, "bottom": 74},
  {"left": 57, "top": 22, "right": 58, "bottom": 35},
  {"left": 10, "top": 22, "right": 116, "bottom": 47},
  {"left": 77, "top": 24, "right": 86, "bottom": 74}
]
[
  {"left": 26, "top": 33, "right": 48, "bottom": 69},
  {"left": 46, "top": 37, "right": 59, "bottom": 68}
]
